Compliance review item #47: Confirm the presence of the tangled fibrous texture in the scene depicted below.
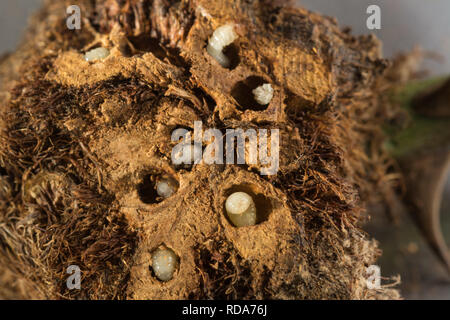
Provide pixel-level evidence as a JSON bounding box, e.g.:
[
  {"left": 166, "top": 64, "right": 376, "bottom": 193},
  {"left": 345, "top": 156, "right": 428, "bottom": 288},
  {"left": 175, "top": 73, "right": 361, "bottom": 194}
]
[{"left": 0, "top": 0, "right": 402, "bottom": 299}]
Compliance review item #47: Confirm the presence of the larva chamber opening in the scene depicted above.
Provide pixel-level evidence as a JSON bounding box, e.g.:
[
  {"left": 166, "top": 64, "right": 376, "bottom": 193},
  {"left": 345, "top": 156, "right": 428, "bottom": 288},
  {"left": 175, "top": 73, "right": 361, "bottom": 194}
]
[
  {"left": 231, "top": 76, "right": 271, "bottom": 111},
  {"left": 137, "top": 173, "right": 179, "bottom": 204}
]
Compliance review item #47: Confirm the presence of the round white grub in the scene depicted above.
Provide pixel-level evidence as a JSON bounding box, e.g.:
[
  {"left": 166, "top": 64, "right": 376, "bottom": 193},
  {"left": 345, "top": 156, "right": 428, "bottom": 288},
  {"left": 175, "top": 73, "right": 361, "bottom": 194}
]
[
  {"left": 207, "top": 23, "right": 238, "bottom": 68},
  {"left": 156, "top": 179, "right": 175, "bottom": 199},
  {"left": 151, "top": 247, "right": 178, "bottom": 282},
  {"left": 84, "top": 47, "right": 110, "bottom": 62},
  {"left": 252, "top": 83, "right": 274, "bottom": 105},
  {"left": 225, "top": 192, "right": 257, "bottom": 227}
]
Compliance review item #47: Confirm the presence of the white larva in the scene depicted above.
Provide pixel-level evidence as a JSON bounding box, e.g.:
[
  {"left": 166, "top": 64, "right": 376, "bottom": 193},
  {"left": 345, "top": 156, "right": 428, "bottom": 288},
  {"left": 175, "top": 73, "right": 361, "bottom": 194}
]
[
  {"left": 225, "top": 192, "right": 257, "bottom": 227},
  {"left": 207, "top": 24, "right": 238, "bottom": 68},
  {"left": 84, "top": 47, "right": 110, "bottom": 62},
  {"left": 156, "top": 179, "right": 175, "bottom": 199},
  {"left": 151, "top": 247, "right": 178, "bottom": 282},
  {"left": 252, "top": 83, "right": 274, "bottom": 105}
]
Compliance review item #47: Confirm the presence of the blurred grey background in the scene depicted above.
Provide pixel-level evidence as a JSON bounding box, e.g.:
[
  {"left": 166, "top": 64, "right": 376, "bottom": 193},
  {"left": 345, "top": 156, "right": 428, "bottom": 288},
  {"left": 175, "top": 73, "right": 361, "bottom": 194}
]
[
  {"left": 0, "top": 0, "right": 41, "bottom": 54},
  {"left": 0, "top": 0, "right": 449, "bottom": 299}
]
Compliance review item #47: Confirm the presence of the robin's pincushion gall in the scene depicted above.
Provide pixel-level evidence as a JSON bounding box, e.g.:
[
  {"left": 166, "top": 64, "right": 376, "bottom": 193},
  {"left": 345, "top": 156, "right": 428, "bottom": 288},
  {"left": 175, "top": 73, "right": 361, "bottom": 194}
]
[{"left": 0, "top": 0, "right": 408, "bottom": 299}]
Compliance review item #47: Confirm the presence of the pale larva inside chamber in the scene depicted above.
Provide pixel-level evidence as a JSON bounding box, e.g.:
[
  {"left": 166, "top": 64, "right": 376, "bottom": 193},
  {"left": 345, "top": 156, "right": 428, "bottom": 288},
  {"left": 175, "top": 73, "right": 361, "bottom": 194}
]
[
  {"left": 84, "top": 47, "right": 110, "bottom": 62},
  {"left": 252, "top": 83, "right": 274, "bottom": 105},
  {"left": 225, "top": 192, "right": 257, "bottom": 227},
  {"left": 207, "top": 24, "right": 238, "bottom": 68}
]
